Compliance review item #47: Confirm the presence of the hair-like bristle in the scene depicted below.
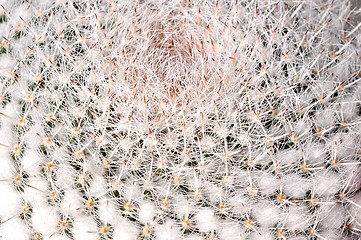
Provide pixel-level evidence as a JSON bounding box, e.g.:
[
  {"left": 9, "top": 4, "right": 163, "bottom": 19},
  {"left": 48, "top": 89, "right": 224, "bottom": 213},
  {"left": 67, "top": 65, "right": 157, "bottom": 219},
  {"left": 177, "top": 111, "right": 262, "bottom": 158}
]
[{"left": 0, "top": 0, "right": 360, "bottom": 239}]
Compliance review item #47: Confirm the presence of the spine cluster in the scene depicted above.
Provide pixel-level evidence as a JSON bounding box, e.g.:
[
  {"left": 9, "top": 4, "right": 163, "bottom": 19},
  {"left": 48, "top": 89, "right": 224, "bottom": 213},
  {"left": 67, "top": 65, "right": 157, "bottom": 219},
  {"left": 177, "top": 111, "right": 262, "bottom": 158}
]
[{"left": 0, "top": 0, "right": 360, "bottom": 239}]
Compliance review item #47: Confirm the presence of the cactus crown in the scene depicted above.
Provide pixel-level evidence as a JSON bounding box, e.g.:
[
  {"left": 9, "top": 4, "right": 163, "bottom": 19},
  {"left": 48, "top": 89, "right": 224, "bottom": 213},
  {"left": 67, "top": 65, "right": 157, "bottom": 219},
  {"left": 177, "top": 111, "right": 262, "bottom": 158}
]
[{"left": 0, "top": 0, "right": 360, "bottom": 239}]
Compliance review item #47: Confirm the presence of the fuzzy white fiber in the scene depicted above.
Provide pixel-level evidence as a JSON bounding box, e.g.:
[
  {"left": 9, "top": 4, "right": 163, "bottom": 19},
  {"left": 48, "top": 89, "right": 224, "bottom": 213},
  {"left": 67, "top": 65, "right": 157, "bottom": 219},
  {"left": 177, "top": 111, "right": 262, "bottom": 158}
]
[
  {"left": 0, "top": 182, "right": 21, "bottom": 219},
  {"left": 0, "top": 217, "right": 30, "bottom": 240},
  {"left": 195, "top": 208, "right": 217, "bottom": 233},
  {"left": 0, "top": 0, "right": 360, "bottom": 239},
  {"left": 112, "top": 217, "right": 139, "bottom": 240},
  {"left": 72, "top": 216, "right": 98, "bottom": 240},
  {"left": 31, "top": 203, "right": 59, "bottom": 237}
]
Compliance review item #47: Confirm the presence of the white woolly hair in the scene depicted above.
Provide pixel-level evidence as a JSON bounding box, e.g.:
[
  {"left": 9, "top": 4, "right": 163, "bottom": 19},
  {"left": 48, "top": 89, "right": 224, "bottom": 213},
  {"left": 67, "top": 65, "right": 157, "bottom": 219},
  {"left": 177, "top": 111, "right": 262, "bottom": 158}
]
[{"left": 0, "top": 0, "right": 360, "bottom": 239}]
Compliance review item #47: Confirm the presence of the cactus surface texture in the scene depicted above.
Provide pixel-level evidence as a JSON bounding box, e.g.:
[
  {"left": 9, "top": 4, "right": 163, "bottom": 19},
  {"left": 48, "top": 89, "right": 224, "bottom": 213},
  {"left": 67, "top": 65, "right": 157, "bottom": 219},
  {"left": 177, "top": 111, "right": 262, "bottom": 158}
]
[{"left": 0, "top": 0, "right": 360, "bottom": 239}]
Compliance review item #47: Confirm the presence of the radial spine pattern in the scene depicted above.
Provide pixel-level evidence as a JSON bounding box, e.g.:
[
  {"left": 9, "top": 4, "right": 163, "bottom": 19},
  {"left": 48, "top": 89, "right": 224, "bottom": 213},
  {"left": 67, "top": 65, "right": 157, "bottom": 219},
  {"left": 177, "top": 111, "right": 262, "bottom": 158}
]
[{"left": 0, "top": 0, "right": 361, "bottom": 240}]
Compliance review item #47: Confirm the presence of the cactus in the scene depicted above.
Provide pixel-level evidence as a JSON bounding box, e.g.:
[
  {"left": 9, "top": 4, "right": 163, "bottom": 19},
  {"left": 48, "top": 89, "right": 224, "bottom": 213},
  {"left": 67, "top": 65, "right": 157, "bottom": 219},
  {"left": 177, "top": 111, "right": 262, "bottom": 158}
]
[{"left": 0, "top": 0, "right": 360, "bottom": 239}]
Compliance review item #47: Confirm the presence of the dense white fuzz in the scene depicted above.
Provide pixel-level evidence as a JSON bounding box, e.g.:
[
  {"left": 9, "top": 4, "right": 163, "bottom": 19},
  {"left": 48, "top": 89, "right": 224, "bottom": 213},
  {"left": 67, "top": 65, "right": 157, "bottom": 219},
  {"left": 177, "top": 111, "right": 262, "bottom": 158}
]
[
  {"left": 315, "top": 110, "right": 337, "bottom": 129},
  {"left": 21, "top": 149, "right": 42, "bottom": 176},
  {"left": 98, "top": 198, "right": 117, "bottom": 224},
  {"left": 195, "top": 208, "right": 217, "bottom": 232},
  {"left": 88, "top": 174, "right": 107, "bottom": 196},
  {"left": 0, "top": 0, "right": 360, "bottom": 239},
  {"left": 348, "top": 191, "right": 361, "bottom": 229},
  {"left": 247, "top": 231, "right": 274, "bottom": 240},
  {"left": 0, "top": 55, "right": 16, "bottom": 78},
  {"left": 154, "top": 221, "right": 182, "bottom": 240},
  {"left": 139, "top": 202, "right": 156, "bottom": 223},
  {"left": 55, "top": 163, "right": 76, "bottom": 188},
  {"left": 218, "top": 221, "right": 244, "bottom": 240},
  {"left": 48, "top": 234, "right": 72, "bottom": 240},
  {"left": 23, "top": 177, "right": 48, "bottom": 203},
  {"left": 0, "top": 182, "right": 21, "bottom": 218},
  {"left": 31, "top": 204, "right": 58, "bottom": 237},
  {"left": 60, "top": 189, "right": 83, "bottom": 218},
  {"left": 183, "top": 235, "right": 203, "bottom": 240},
  {"left": 319, "top": 204, "right": 346, "bottom": 230},
  {"left": 0, "top": 149, "right": 15, "bottom": 179},
  {"left": 72, "top": 216, "right": 98, "bottom": 240},
  {"left": 253, "top": 201, "right": 282, "bottom": 228},
  {"left": 314, "top": 171, "right": 342, "bottom": 197},
  {"left": 257, "top": 172, "right": 280, "bottom": 195},
  {"left": 282, "top": 174, "right": 312, "bottom": 199},
  {"left": 304, "top": 143, "right": 327, "bottom": 165},
  {"left": 285, "top": 205, "right": 311, "bottom": 232},
  {"left": 0, "top": 217, "right": 30, "bottom": 240},
  {"left": 112, "top": 217, "right": 139, "bottom": 240}
]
